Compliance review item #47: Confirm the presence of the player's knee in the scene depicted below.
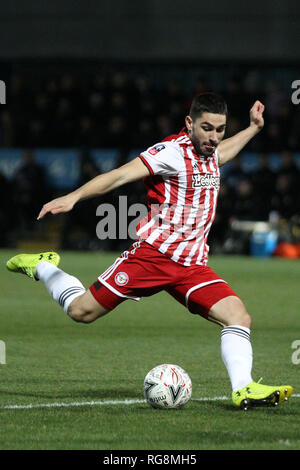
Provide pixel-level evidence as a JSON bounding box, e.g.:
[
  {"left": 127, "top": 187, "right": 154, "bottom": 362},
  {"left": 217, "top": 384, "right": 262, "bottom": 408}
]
[
  {"left": 242, "top": 310, "right": 252, "bottom": 329},
  {"left": 67, "top": 298, "right": 94, "bottom": 324},
  {"left": 228, "top": 310, "right": 252, "bottom": 329},
  {"left": 67, "top": 295, "right": 110, "bottom": 323},
  {"left": 209, "top": 296, "right": 252, "bottom": 329},
  {"left": 225, "top": 296, "right": 252, "bottom": 328},
  {"left": 68, "top": 305, "right": 91, "bottom": 323}
]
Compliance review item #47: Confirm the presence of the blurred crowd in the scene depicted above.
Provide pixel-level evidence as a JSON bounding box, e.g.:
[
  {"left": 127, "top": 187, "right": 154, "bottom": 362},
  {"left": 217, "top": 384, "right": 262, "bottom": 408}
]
[
  {"left": 1, "top": 147, "right": 299, "bottom": 251},
  {"left": 1, "top": 68, "right": 300, "bottom": 151},
  {"left": 0, "top": 66, "right": 299, "bottom": 251},
  {"left": 209, "top": 150, "right": 300, "bottom": 253}
]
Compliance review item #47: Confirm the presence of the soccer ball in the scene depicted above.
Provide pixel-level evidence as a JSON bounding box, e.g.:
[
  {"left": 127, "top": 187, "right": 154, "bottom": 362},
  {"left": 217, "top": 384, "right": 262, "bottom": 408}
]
[{"left": 144, "top": 363, "right": 192, "bottom": 409}]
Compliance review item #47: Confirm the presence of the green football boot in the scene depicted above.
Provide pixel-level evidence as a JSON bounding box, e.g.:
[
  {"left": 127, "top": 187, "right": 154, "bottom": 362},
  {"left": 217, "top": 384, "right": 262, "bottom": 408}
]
[
  {"left": 6, "top": 252, "right": 60, "bottom": 280},
  {"left": 232, "top": 379, "right": 293, "bottom": 410}
]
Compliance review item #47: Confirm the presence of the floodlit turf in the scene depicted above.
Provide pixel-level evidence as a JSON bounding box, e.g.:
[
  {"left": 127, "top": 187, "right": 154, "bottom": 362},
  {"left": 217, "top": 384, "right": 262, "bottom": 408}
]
[{"left": 0, "top": 249, "right": 299, "bottom": 450}]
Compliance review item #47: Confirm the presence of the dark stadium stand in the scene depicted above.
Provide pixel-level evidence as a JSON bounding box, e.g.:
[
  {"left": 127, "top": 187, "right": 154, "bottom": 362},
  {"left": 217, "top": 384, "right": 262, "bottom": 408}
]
[{"left": 1, "top": 65, "right": 299, "bottom": 255}]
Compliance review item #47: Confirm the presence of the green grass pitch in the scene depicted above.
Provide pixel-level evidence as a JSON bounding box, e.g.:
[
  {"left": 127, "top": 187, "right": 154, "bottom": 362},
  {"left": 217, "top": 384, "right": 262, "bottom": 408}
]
[{"left": 0, "top": 249, "right": 299, "bottom": 450}]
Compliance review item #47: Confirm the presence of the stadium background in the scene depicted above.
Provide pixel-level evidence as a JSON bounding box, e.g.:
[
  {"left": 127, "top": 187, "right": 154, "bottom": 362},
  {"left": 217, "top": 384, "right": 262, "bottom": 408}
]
[
  {"left": 0, "top": 0, "right": 299, "bottom": 258},
  {"left": 0, "top": 0, "right": 300, "bottom": 453}
]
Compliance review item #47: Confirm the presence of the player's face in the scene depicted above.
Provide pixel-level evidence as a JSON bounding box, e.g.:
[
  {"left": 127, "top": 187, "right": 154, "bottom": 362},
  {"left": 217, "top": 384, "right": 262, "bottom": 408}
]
[{"left": 186, "top": 112, "right": 226, "bottom": 157}]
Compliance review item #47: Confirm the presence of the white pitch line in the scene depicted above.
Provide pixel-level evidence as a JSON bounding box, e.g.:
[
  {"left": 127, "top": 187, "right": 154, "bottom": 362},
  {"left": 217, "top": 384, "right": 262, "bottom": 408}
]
[
  {"left": 192, "top": 396, "right": 228, "bottom": 402},
  {"left": 0, "top": 394, "right": 299, "bottom": 411},
  {"left": 0, "top": 399, "right": 146, "bottom": 410}
]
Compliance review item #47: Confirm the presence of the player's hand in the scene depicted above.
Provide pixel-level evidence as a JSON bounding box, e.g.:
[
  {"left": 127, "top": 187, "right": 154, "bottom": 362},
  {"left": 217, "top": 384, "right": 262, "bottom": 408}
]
[
  {"left": 250, "top": 100, "right": 265, "bottom": 131},
  {"left": 37, "top": 193, "right": 78, "bottom": 220}
]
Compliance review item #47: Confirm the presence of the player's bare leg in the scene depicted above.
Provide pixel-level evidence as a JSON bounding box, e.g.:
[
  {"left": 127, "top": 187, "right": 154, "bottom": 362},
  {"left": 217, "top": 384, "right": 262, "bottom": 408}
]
[
  {"left": 6, "top": 252, "right": 111, "bottom": 323},
  {"left": 207, "top": 295, "right": 251, "bottom": 328},
  {"left": 67, "top": 290, "right": 110, "bottom": 323},
  {"left": 34, "top": 259, "right": 112, "bottom": 322}
]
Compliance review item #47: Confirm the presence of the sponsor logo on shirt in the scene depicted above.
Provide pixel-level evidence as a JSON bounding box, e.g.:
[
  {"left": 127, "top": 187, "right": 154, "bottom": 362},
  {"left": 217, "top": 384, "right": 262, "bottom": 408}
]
[{"left": 192, "top": 173, "right": 220, "bottom": 189}]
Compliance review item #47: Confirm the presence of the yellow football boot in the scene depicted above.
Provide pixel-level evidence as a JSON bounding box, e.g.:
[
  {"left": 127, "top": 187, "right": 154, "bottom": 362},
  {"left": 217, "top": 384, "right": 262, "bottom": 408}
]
[
  {"left": 232, "top": 379, "right": 293, "bottom": 410},
  {"left": 6, "top": 252, "right": 60, "bottom": 280}
]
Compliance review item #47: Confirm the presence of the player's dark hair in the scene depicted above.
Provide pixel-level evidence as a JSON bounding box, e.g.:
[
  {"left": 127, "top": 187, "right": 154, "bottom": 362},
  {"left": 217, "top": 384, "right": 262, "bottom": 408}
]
[{"left": 189, "top": 92, "right": 227, "bottom": 120}]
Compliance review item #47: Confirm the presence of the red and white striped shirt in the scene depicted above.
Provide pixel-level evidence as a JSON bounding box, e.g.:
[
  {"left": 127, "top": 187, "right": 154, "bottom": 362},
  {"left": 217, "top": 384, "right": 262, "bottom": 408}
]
[{"left": 137, "top": 128, "right": 220, "bottom": 266}]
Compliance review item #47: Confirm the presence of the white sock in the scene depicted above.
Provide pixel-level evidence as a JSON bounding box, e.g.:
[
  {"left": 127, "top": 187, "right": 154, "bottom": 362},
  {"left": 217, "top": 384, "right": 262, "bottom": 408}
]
[
  {"left": 35, "top": 261, "right": 86, "bottom": 313},
  {"left": 221, "top": 325, "right": 253, "bottom": 391}
]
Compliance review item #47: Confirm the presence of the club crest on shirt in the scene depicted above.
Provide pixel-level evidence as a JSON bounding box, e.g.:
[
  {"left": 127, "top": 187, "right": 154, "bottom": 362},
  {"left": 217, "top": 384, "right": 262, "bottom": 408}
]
[
  {"left": 149, "top": 144, "right": 165, "bottom": 156},
  {"left": 192, "top": 173, "right": 220, "bottom": 189},
  {"left": 115, "top": 272, "right": 129, "bottom": 286}
]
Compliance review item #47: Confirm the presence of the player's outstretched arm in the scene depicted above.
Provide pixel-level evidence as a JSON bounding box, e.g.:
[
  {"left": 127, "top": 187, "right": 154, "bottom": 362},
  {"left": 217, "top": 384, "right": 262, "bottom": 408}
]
[
  {"left": 37, "top": 157, "right": 149, "bottom": 220},
  {"left": 218, "top": 100, "right": 265, "bottom": 166}
]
